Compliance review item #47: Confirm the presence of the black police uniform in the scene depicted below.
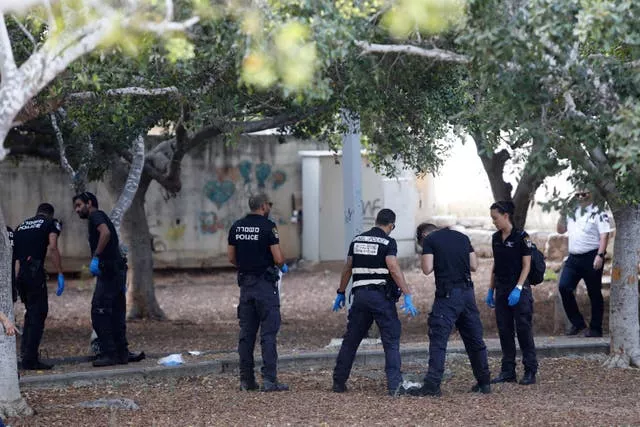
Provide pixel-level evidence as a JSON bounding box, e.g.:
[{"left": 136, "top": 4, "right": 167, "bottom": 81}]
[
  {"left": 228, "top": 214, "right": 282, "bottom": 385},
  {"left": 491, "top": 228, "right": 537, "bottom": 377},
  {"left": 333, "top": 227, "right": 403, "bottom": 394},
  {"left": 87, "top": 210, "right": 128, "bottom": 362},
  {"left": 7, "top": 226, "right": 16, "bottom": 303},
  {"left": 421, "top": 228, "right": 490, "bottom": 391},
  {"left": 13, "top": 214, "right": 61, "bottom": 365}
]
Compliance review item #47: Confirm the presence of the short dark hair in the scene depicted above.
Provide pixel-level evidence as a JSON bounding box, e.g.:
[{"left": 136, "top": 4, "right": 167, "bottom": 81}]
[
  {"left": 37, "top": 203, "right": 55, "bottom": 216},
  {"left": 490, "top": 200, "right": 515, "bottom": 223},
  {"left": 416, "top": 222, "right": 438, "bottom": 243},
  {"left": 375, "top": 208, "right": 396, "bottom": 226},
  {"left": 249, "top": 194, "right": 270, "bottom": 211},
  {"left": 72, "top": 191, "right": 99, "bottom": 209}
]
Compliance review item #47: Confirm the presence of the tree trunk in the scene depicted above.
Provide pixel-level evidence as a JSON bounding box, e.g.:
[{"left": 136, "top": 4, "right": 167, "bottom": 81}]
[
  {"left": 471, "top": 130, "right": 513, "bottom": 202},
  {"left": 108, "top": 168, "right": 165, "bottom": 320},
  {"left": 603, "top": 205, "right": 640, "bottom": 368},
  {"left": 0, "top": 208, "right": 32, "bottom": 418}
]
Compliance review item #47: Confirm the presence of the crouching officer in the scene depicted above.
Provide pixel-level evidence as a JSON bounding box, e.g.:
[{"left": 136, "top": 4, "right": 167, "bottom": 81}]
[
  {"left": 13, "top": 203, "right": 65, "bottom": 370},
  {"left": 409, "top": 223, "right": 491, "bottom": 397},
  {"left": 332, "top": 208, "right": 418, "bottom": 397},
  {"left": 228, "top": 194, "right": 289, "bottom": 392},
  {"left": 73, "top": 192, "right": 133, "bottom": 367}
]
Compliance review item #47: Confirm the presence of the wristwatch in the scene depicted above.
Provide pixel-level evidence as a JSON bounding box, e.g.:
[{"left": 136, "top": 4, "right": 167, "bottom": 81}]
[
  {"left": 597, "top": 252, "right": 606, "bottom": 258},
  {"left": 336, "top": 289, "right": 345, "bottom": 295}
]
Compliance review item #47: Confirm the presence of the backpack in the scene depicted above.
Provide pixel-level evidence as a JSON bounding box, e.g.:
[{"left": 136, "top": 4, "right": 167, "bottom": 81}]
[{"left": 522, "top": 231, "right": 546, "bottom": 285}]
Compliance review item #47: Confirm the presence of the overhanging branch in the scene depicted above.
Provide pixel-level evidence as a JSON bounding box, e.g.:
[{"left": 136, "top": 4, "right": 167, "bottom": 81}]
[{"left": 355, "top": 41, "right": 470, "bottom": 64}]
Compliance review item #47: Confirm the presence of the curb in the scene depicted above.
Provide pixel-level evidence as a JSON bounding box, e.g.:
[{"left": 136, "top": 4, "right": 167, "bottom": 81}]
[{"left": 20, "top": 337, "right": 609, "bottom": 389}]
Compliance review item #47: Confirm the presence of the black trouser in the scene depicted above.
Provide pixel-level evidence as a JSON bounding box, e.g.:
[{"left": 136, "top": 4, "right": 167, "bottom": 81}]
[
  {"left": 237, "top": 273, "right": 281, "bottom": 383},
  {"left": 91, "top": 267, "right": 128, "bottom": 359},
  {"left": 425, "top": 286, "right": 490, "bottom": 387},
  {"left": 20, "top": 280, "right": 48, "bottom": 363},
  {"left": 495, "top": 285, "right": 537, "bottom": 375},
  {"left": 333, "top": 286, "right": 402, "bottom": 393},
  {"left": 558, "top": 250, "right": 604, "bottom": 333}
]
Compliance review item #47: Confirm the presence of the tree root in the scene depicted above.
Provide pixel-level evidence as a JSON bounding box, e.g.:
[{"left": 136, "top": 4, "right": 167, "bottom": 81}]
[
  {"left": 0, "top": 397, "right": 33, "bottom": 419},
  {"left": 603, "top": 353, "right": 631, "bottom": 369},
  {"left": 126, "top": 304, "right": 166, "bottom": 321}
]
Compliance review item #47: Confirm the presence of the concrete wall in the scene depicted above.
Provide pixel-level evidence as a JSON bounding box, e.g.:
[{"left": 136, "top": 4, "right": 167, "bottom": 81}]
[
  {"left": 0, "top": 135, "right": 325, "bottom": 271},
  {"left": 301, "top": 152, "right": 420, "bottom": 262}
]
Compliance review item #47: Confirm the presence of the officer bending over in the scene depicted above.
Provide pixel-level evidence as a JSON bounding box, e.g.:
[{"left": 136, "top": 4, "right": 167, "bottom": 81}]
[
  {"left": 228, "top": 194, "right": 289, "bottom": 392},
  {"left": 13, "top": 203, "right": 65, "bottom": 370},
  {"left": 332, "top": 208, "right": 418, "bottom": 397},
  {"left": 409, "top": 223, "right": 491, "bottom": 397},
  {"left": 73, "top": 192, "right": 133, "bottom": 367}
]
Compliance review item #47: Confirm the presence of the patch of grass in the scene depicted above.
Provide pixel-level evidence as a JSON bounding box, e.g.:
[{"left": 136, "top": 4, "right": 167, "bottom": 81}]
[{"left": 544, "top": 269, "right": 558, "bottom": 281}]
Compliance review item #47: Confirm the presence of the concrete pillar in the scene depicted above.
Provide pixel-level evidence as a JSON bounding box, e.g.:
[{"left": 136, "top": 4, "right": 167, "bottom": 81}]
[{"left": 300, "top": 154, "right": 321, "bottom": 262}]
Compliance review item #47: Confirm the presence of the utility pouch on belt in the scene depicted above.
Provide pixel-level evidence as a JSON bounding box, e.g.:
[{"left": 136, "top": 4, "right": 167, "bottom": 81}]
[
  {"left": 263, "top": 266, "right": 280, "bottom": 283},
  {"left": 384, "top": 279, "right": 402, "bottom": 302},
  {"left": 16, "top": 258, "right": 45, "bottom": 301}
]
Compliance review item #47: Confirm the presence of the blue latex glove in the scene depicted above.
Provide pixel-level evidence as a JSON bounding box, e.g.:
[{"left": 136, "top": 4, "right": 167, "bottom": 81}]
[
  {"left": 400, "top": 294, "right": 418, "bottom": 317},
  {"left": 89, "top": 257, "right": 101, "bottom": 276},
  {"left": 280, "top": 264, "right": 289, "bottom": 274},
  {"left": 332, "top": 293, "right": 346, "bottom": 311},
  {"left": 508, "top": 286, "right": 522, "bottom": 306},
  {"left": 485, "top": 289, "right": 495, "bottom": 308},
  {"left": 56, "top": 273, "right": 65, "bottom": 296}
]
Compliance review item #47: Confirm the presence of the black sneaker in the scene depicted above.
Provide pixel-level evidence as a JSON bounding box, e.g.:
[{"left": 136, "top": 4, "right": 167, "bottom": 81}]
[
  {"left": 261, "top": 379, "right": 289, "bottom": 392},
  {"left": 92, "top": 355, "right": 118, "bottom": 367},
  {"left": 390, "top": 384, "right": 418, "bottom": 397},
  {"left": 407, "top": 383, "right": 442, "bottom": 397},
  {"left": 21, "top": 360, "right": 53, "bottom": 370},
  {"left": 519, "top": 372, "right": 536, "bottom": 385},
  {"left": 584, "top": 329, "right": 602, "bottom": 338},
  {"left": 128, "top": 351, "right": 146, "bottom": 362},
  {"left": 470, "top": 382, "right": 491, "bottom": 394},
  {"left": 566, "top": 325, "right": 586, "bottom": 336},
  {"left": 240, "top": 380, "right": 259, "bottom": 391},
  {"left": 332, "top": 381, "right": 347, "bottom": 393},
  {"left": 490, "top": 372, "right": 517, "bottom": 384}
]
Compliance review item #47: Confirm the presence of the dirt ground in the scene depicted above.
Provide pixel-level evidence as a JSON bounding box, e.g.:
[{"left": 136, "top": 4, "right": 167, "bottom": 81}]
[
  {"left": 15, "top": 258, "right": 606, "bottom": 364},
  {"left": 8, "top": 355, "right": 640, "bottom": 426}
]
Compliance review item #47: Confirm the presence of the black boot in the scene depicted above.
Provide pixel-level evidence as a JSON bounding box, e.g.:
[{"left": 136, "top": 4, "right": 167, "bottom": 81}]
[
  {"left": 92, "top": 354, "right": 118, "bottom": 367},
  {"left": 240, "top": 379, "right": 259, "bottom": 391},
  {"left": 519, "top": 371, "right": 536, "bottom": 385},
  {"left": 21, "top": 360, "right": 53, "bottom": 370},
  {"left": 408, "top": 380, "right": 441, "bottom": 397},
  {"left": 490, "top": 372, "right": 517, "bottom": 384},
  {"left": 332, "top": 381, "right": 347, "bottom": 393},
  {"left": 470, "top": 382, "right": 491, "bottom": 394},
  {"left": 261, "top": 379, "right": 289, "bottom": 392}
]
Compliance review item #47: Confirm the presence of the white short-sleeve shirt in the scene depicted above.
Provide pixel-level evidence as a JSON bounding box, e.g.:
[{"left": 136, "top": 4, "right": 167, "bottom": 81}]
[{"left": 566, "top": 205, "right": 611, "bottom": 255}]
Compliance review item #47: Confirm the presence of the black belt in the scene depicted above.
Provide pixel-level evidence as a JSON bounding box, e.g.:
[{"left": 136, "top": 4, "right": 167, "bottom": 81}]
[{"left": 352, "top": 284, "right": 385, "bottom": 292}]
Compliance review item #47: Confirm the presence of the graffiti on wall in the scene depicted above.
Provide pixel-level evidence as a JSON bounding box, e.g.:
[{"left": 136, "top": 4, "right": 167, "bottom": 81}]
[
  {"left": 199, "top": 160, "right": 289, "bottom": 235},
  {"left": 343, "top": 198, "right": 382, "bottom": 226}
]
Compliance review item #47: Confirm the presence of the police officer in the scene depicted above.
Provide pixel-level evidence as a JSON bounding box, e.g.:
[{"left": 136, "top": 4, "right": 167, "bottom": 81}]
[
  {"left": 408, "top": 222, "right": 491, "bottom": 397},
  {"left": 486, "top": 201, "right": 537, "bottom": 385},
  {"left": 228, "top": 194, "right": 289, "bottom": 392},
  {"left": 332, "top": 208, "right": 418, "bottom": 397},
  {"left": 73, "top": 192, "right": 131, "bottom": 367},
  {"left": 13, "top": 203, "right": 65, "bottom": 370},
  {"left": 557, "top": 189, "right": 610, "bottom": 337},
  {"left": 7, "top": 226, "right": 16, "bottom": 304}
]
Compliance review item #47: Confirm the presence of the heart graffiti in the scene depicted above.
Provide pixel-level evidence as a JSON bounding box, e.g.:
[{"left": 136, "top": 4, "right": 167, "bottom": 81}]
[{"left": 204, "top": 179, "right": 235, "bottom": 208}]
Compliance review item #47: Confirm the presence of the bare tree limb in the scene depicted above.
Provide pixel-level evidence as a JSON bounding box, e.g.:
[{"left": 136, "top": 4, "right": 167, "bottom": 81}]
[
  {"left": 110, "top": 134, "right": 145, "bottom": 236},
  {"left": 69, "top": 86, "right": 180, "bottom": 100},
  {"left": 165, "top": 0, "right": 174, "bottom": 21},
  {"left": 355, "top": 41, "right": 470, "bottom": 64},
  {"left": 11, "top": 15, "right": 37, "bottom": 53},
  {"left": 0, "top": 13, "right": 17, "bottom": 79},
  {"left": 49, "top": 109, "right": 77, "bottom": 178},
  {"left": 137, "top": 16, "right": 199, "bottom": 34}
]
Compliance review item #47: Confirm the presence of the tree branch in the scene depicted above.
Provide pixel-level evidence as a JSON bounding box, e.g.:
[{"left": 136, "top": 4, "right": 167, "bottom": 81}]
[
  {"left": 0, "top": 13, "right": 17, "bottom": 79},
  {"left": 11, "top": 15, "right": 37, "bottom": 53},
  {"left": 110, "top": 134, "right": 145, "bottom": 237},
  {"left": 355, "top": 41, "right": 470, "bottom": 64},
  {"left": 68, "top": 86, "right": 180, "bottom": 100},
  {"left": 49, "top": 110, "right": 77, "bottom": 178}
]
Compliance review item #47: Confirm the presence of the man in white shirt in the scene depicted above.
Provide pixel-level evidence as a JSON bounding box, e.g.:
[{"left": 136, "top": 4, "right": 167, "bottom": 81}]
[{"left": 557, "top": 190, "right": 611, "bottom": 337}]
